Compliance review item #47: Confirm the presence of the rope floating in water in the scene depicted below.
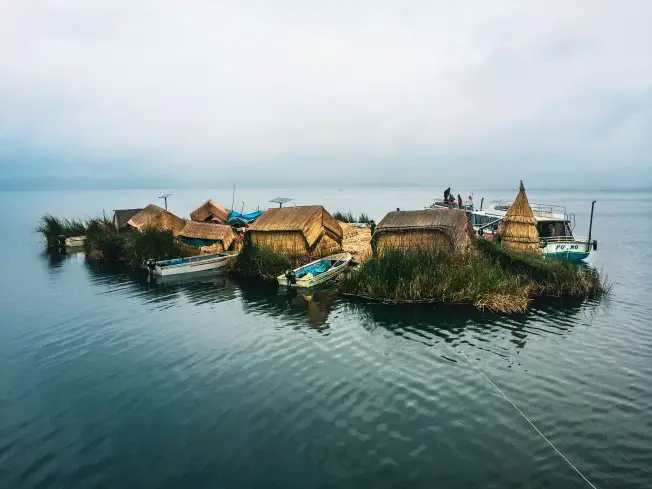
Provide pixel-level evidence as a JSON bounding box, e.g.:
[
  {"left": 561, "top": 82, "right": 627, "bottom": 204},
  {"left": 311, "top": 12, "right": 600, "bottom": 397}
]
[{"left": 460, "top": 352, "right": 599, "bottom": 489}]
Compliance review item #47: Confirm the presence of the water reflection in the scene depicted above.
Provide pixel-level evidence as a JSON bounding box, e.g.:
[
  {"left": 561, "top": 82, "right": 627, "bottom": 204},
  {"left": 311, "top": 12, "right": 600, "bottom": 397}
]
[
  {"left": 237, "top": 280, "right": 339, "bottom": 330},
  {"left": 42, "top": 250, "right": 66, "bottom": 270},
  {"left": 344, "top": 297, "right": 587, "bottom": 351},
  {"left": 77, "top": 256, "right": 595, "bottom": 344},
  {"left": 84, "top": 261, "right": 237, "bottom": 306}
]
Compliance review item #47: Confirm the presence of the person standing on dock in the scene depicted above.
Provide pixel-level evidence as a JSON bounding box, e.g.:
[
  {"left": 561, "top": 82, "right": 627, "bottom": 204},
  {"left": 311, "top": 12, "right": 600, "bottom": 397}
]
[{"left": 457, "top": 194, "right": 463, "bottom": 209}]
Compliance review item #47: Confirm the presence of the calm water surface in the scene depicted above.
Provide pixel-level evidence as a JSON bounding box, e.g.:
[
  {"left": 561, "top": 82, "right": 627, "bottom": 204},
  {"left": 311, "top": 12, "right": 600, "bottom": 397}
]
[{"left": 1, "top": 188, "right": 651, "bottom": 489}]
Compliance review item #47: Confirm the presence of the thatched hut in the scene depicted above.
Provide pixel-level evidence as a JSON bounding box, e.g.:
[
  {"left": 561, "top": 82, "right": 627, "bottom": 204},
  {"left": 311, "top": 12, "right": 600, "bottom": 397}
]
[
  {"left": 113, "top": 208, "right": 143, "bottom": 232},
  {"left": 245, "top": 205, "right": 343, "bottom": 257},
  {"left": 372, "top": 208, "right": 474, "bottom": 256},
  {"left": 496, "top": 181, "right": 541, "bottom": 252},
  {"left": 190, "top": 199, "right": 229, "bottom": 224},
  {"left": 127, "top": 204, "right": 186, "bottom": 235},
  {"left": 178, "top": 221, "right": 239, "bottom": 253}
]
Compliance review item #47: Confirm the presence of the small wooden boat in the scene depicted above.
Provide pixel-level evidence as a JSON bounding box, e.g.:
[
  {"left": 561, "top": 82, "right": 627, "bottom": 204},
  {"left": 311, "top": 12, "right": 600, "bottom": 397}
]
[
  {"left": 278, "top": 252, "right": 353, "bottom": 288},
  {"left": 146, "top": 251, "right": 237, "bottom": 276},
  {"left": 65, "top": 236, "right": 85, "bottom": 248}
]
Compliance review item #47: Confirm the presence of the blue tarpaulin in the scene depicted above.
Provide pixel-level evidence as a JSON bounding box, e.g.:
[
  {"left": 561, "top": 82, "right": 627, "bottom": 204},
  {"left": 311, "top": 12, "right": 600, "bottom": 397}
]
[
  {"left": 296, "top": 260, "right": 331, "bottom": 278},
  {"left": 227, "top": 210, "right": 264, "bottom": 226}
]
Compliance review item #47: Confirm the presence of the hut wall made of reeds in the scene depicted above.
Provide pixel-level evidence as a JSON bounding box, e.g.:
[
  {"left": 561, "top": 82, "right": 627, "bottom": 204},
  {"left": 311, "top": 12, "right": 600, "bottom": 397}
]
[
  {"left": 113, "top": 208, "right": 144, "bottom": 231},
  {"left": 178, "top": 221, "right": 238, "bottom": 254},
  {"left": 127, "top": 204, "right": 186, "bottom": 235},
  {"left": 372, "top": 208, "right": 474, "bottom": 256},
  {"left": 496, "top": 181, "right": 541, "bottom": 252},
  {"left": 245, "top": 205, "right": 343, "bottom": 257},
  {"left": 190, "top": 200, "right": 229, "bottom": 223}
]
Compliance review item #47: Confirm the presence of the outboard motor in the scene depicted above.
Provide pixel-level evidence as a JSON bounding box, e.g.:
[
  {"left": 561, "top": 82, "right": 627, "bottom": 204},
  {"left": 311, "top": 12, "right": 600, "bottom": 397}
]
[
  {"left": 285, "top": 269, "right": 297, "bottom": 285},
  {"left": 145, "top": 259, "right": 156, "bottom": 276},
  {"left": 57, "top": 234, "right": 66, "bottom": 254}
]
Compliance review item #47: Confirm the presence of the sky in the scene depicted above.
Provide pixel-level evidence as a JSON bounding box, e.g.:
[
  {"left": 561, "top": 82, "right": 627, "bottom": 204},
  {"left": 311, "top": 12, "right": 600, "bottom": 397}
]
[{"left": 0, "top": 0, "right": 650, "bottom": 189}]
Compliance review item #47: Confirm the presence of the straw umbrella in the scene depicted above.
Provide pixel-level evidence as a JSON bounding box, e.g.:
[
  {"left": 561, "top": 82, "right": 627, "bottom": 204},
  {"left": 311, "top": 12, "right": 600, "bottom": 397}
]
[{"left": 496, "top": 181, "right": 541, "bottom": 252}]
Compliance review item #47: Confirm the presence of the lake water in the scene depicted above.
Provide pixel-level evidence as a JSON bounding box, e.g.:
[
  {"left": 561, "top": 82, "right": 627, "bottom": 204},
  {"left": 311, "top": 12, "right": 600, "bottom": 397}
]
[{"left": 1, "top": 187, "right": 651, "bottom": 489}]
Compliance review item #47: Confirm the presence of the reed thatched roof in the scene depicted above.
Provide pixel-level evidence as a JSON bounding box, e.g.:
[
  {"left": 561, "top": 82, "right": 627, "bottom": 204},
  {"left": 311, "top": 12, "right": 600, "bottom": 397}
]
[
  {"left": 190, "top": 199, "right": 229, "bottom": 223},
  {"left": 178, "top": 222, "right": 236, "bottom": 249},
  {"left": 127, "top": 204, "right": 186, "bottom": 235},
  {"left": 113, "top": 208, "right": 143, "bottom": 230},
  {"left": 247, "top": 205, "right": 343, "bottom": 246},
  {"left": 497, "top": 181, "right": 541, "bottom": 252},
  {"left": 374, "top": 208, "right": 474, "bottom": 250}
]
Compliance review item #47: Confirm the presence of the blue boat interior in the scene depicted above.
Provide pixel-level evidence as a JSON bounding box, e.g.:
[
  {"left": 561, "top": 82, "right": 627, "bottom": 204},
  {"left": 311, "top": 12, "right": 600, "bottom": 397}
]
[{"left": 295, "top": 257, "right": 348, "bottom": 278}]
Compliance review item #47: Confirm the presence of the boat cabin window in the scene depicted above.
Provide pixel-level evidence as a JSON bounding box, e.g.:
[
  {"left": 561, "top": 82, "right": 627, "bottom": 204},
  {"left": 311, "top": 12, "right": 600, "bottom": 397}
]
[
  {"left": 470, "top": 214, "right": 497, "bottom": 228},
  {"left": 537, "top": 221, "right": 569, "bottom": 238}
]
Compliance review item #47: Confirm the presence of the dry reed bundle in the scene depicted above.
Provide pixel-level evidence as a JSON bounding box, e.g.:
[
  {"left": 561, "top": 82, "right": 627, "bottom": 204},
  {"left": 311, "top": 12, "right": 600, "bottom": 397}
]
[
  {"left": 127, "top": 204, "right": 186, "bottom": 235},
  {"left": 246, "top": 206, "right": 343, "bottom": 257},
  {"left": 372, "top": 208, "right": 474, "bottom": 256},
  {"left": 189, "top": 199, "right": 229, "bottom": 223},
  {"left": 497, "top": 181, "right": 541, "bottom": 252}
]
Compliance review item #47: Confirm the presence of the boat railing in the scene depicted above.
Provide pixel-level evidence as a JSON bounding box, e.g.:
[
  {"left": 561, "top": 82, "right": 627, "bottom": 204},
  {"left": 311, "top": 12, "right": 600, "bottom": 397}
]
[
  {"left": 492, "top": 200, "right": 567, "bottom": 218},
  {"left": 476, "top": 217, "right": 504, "bottom": 232},
  {"left": 429, "top": 200, "right": 474, "bottom": 211}
]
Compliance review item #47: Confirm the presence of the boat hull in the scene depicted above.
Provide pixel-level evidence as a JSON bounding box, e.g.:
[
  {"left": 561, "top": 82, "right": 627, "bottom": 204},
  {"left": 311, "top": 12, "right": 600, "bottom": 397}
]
[
  {"left": 153, "top": 252, "right": 236, "bottom": 276},
  {"left": 277, "top": 253, "right": 353, "bottom": 288},
  {"left": 65, "top": 236, "right": 85, "bottom": 248},
  {"left": 541, "top": 239, "right": 592, "bottom": 261}
]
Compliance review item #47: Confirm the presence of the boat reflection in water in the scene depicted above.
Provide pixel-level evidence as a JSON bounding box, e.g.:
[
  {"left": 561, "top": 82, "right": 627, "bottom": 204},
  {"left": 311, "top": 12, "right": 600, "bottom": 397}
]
[
  {"left": 237, "top": 279, "right": 339, "bottom": 330},
  {"left": 84, "top": 261, "right": 238, "bottom": 308},
  {"left": 81, "top": 257, "right": 598, "bottom": 345}
]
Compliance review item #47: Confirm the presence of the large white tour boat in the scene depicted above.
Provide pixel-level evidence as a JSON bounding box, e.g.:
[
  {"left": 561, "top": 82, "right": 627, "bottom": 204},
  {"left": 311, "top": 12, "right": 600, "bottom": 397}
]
[{"left": 429, "top": 198, "right": 597, "bottom": 261}]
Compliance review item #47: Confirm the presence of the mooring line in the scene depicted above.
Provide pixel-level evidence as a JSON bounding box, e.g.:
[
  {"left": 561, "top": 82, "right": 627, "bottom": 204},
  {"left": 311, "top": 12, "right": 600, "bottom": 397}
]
[{"left": 460, "top": 352, "right": 599, "bottom": 489}]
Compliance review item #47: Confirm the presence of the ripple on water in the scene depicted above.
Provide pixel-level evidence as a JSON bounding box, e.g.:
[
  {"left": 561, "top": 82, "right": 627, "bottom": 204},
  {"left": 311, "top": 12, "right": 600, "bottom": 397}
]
[{"left": 2, "top": 223, "right": 652, "bottom": 489}]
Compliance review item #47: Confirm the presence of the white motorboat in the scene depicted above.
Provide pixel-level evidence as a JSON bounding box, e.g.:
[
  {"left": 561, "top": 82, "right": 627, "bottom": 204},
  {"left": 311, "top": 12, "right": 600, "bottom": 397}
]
[
  {"left": 65, "top": 236, "right": 85, "bottom": 248},
  {"left": 467, "top": 200, "right": 598, "bottom": 261},
  {"left": 146, "top": 251, "right": 237, "bottom": 276},
  {"left": 278, "top": 252, "right": 353, "bottom": 288},
  {"left": 429, "top": 196, "right": 598, "bottom": 261}
]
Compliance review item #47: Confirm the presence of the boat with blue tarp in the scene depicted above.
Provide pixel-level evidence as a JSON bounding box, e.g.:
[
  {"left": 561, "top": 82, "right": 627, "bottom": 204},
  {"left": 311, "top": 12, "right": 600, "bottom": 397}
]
[{"left": 278, "top": 253, "right": 353, "bottom": 288}]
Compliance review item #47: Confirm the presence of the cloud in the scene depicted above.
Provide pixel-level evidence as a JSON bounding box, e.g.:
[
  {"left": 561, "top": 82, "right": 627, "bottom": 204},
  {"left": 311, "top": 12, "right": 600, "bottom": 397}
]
[{"left": 0, "top": 0, "right": 650, "bottom": 186}]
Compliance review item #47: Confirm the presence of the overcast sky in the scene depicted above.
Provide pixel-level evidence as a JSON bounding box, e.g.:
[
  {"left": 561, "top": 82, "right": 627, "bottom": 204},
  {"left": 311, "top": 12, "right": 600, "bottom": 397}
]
[{"left": 0, "top": 0, "right": 650, "bottom": 188}]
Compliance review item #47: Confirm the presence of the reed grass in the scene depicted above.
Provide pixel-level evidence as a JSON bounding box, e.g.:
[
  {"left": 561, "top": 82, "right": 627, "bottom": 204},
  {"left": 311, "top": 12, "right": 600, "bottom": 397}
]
[
  {"left": 36, "top": 214, "right": 88, "bottom": 244},
  {"left": 357, "top": 213, "right": 372, "bottom": 224},
  {"left": 339, "top": 249, "right": 529, "bottom": 312},
  {"left": 83, "top": 219, "right": 185, "bottom": 265},
  {"left": 333, "top": 210, "right": 372, "bottom": 224},
  {"left": 83, "top": 218, "right": 125, "bottom": 262},
  {"left": 122, "top": 228, "right": 183, "bottom": 266},
  {"left": 230, "top": 246, "right": 305, "bottom": 281},
  {"left": 340, "top": 244, "right": 607, "bottom": 313},
  {"left": 476, "top": 239, "right": 608, "bottom": 298}
]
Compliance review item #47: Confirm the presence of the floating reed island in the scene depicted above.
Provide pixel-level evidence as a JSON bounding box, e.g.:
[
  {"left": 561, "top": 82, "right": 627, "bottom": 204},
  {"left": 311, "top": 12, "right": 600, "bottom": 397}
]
[
  {"left": 231, "top": 205, "right": 346, "bottom": 280},
  {"left": 36, "top": 201, "right": 240, "bottom": 266},
  {"left": 339, "top": 183, "right": 607, "bottom": 313},
  {"left": 36, "top": 182, "right": 607, "bottom": 313}
]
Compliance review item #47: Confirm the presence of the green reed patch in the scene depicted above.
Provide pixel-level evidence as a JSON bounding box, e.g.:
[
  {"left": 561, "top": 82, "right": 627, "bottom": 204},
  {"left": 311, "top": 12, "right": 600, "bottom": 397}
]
[
  {"left": 230, "top": 246, "right": 305, "bottom": 281},
  {"left": 36, "top": 214, "right": 88, "bottom": 245},
  {"left": 339, "top": 244, "right": 607, "bottom": 313}
]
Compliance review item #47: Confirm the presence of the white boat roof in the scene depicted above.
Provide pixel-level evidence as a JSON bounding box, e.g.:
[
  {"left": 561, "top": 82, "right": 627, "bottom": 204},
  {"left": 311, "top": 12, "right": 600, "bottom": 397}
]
[
  {"left": 430, "top": 199, "right": 568, "bottom": 221},
  {"left": 483, "top": 201, "right": 567, "bottom": 221}
]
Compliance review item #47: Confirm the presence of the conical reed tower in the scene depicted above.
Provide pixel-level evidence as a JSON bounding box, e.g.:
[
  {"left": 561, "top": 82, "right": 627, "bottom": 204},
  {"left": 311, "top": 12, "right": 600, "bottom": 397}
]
[{"left": 496, "top": 181, "right": 541, "bottom": 252}]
